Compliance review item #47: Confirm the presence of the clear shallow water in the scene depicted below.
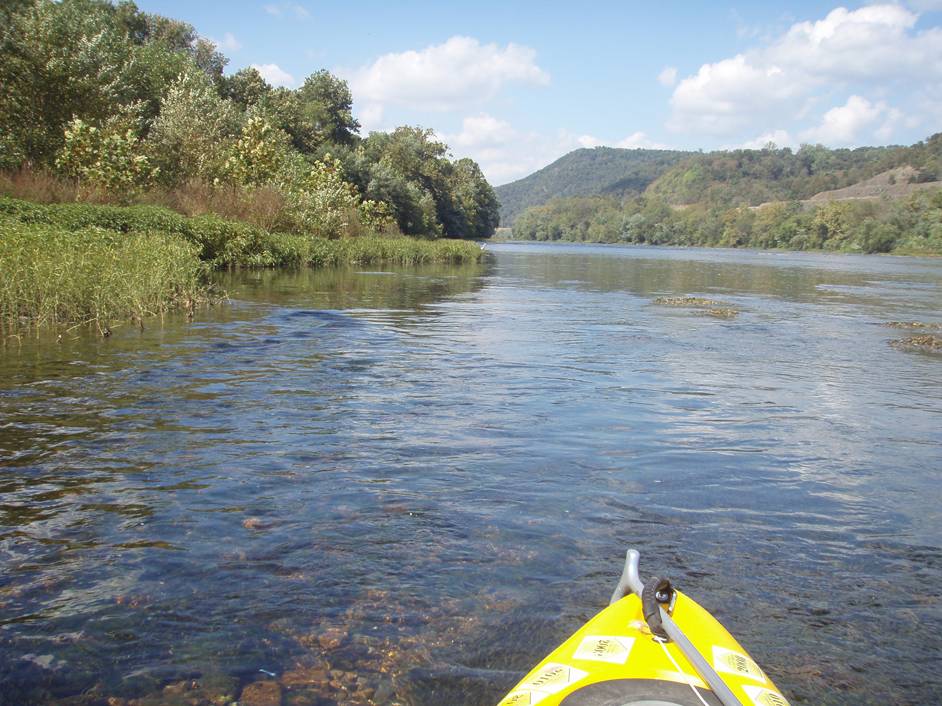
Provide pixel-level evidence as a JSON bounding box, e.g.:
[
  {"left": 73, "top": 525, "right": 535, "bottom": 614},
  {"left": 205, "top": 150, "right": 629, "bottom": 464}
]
[{"left": 1, "top": 244, "right": 940, "bottom": 706}]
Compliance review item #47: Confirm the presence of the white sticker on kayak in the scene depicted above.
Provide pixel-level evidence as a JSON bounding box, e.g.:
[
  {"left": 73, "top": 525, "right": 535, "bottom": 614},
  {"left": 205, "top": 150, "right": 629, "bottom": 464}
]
[
  {"left": 712, "top": 645, "right": 767, "bottom": 683},
  {"left": 497, "top": 690, "right": 548, "bottom": 706},
  {"left": 573, "top": 635, "right": 635, "bottom": 664},
  {"left": 521, "top": 662, "right": 588, "bottom": 696},
  {"left": 742, "top": 684, "right": 790, "bottom": 706}
]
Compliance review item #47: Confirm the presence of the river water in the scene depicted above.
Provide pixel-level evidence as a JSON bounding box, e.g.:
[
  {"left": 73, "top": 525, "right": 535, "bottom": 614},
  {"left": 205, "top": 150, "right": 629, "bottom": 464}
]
[{"left": 1, "top": 243, "right": 940, "bottom": 706}]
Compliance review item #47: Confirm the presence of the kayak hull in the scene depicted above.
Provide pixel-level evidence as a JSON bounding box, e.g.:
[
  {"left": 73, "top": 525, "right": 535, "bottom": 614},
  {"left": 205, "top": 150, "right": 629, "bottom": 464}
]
[{"left": 498, "top": 591, "right": 789, "bottom": 706}]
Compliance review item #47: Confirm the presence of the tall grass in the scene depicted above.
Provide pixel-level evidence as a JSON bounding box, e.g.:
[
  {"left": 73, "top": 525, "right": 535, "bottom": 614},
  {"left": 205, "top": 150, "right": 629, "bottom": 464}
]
[
  {"left": 0, "top": 196, "right": 485, "bottom": 270},
  {"left": 0, "top": 197, "right": 485, "bottom": 332},
  {"left": 0, "top": 219, "right": 206, "bottom": 332}
]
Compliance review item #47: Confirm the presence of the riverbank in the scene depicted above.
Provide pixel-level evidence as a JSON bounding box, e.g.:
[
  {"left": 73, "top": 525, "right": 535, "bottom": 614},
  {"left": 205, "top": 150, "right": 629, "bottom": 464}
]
[
  {"left": 494, "top": 235, "right": 941, "bottom": 257},
  {"left": 0, "top": 197, "right": 485, "bottom": 333}
]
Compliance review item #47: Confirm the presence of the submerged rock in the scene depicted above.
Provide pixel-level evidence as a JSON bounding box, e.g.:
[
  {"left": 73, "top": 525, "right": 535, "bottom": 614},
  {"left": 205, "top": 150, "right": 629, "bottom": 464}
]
[{"left": 240, "top": 680, "right": 282, "bottom": 706}]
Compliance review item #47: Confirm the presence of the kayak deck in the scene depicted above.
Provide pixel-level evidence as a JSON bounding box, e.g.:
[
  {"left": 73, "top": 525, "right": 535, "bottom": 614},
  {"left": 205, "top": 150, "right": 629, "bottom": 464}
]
[{"left": 498, "top": 590, "right": 789, "bottom": 706}]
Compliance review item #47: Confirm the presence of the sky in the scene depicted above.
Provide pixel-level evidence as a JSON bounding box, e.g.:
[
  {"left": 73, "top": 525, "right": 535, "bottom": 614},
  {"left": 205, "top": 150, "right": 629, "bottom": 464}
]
[{"left": 136, "top": 1, "right": 942, "bottom": 185}]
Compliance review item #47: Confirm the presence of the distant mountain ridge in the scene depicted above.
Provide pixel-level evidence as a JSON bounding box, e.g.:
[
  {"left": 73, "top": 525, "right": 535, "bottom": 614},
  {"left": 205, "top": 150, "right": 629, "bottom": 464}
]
[
  {"left": 502, "top": 133, "right": 942, "bottom": 255},
  {"left": 495, "top": 135, "right": 942, "bottom": 227},
  {"left": 495, "top": 147, "right": 692, "bottom": 225}
]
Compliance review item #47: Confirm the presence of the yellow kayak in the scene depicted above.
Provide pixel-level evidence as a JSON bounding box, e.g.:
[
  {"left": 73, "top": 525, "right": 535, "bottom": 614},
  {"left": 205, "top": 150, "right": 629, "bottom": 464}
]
[{"left": 497, "top": 550, "right": 789, "bottom": 706}]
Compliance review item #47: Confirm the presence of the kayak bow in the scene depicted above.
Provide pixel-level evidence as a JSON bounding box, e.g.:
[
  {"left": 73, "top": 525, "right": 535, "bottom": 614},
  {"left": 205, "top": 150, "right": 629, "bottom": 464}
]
[{"left": 497, "top": 549, "right": 789, "bottom": 706}]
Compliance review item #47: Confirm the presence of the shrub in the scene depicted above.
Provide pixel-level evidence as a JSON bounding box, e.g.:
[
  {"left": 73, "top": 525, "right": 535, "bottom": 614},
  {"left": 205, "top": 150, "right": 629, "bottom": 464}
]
[{"left": 55, "top": 117, "right": 158, "bottom": 201}]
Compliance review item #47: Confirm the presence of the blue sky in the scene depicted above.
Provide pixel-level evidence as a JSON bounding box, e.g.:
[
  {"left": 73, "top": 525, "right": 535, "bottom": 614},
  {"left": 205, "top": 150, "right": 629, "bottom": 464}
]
[{"left": 136, "top": 1, "right": 942, "bottom": 184}]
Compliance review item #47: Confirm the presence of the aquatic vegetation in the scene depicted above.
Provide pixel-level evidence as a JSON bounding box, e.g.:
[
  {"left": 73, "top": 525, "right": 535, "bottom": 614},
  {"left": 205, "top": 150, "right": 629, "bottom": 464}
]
[
  {"left": 0, "top": 219, "right": 206, "bottom": 332},
  {"left": 891, "top": 334, "right": 942, "bottom": 352},
  {"left": 653, "top": 296, "right": 723, "bottom": 307},
  {"left": 701, "top": 308, "right": 739, "bottom": 318},
  {"left": 883, "top": 321, "right": 942, "bottom": 330},
  {"left": 653, "top": 297, "right": 740, "bottom": 318}
]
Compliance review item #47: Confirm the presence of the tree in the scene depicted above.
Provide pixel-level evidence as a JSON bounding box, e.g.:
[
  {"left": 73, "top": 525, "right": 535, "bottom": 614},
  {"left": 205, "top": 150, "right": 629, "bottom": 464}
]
[
  {"left": 220, "top": 117, "right": 291, "bottom": 187},
  {"left": 222, "top": 67, "right": 272, "bottom": 109},
  {"left": 296, "top": 70, "right": 360, "bottom": 148},
  {"left": 451, "top": 158, "right": 500, "bottom": 238},
  {"left": 0, "top": 0, "right": 135, "bottom": 164},
  {"left": 56, "top": 116, "right": 157, "bottom": 200},
  {"left": 146, "top": 67, "right": 241, "bottom": 184}
]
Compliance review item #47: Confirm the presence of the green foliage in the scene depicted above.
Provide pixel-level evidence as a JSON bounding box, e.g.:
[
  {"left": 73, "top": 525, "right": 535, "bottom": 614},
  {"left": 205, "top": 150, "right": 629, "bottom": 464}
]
[
  {"left": 220, "top": 116, "right": 291, "bottom": 188},
  {"left": 0, "top": 0, "right": 498, "bottom": 242},
  {"left": 146, "top": 66, "right": 241, "bottom": 184},
  {"left": 0, "top": 196, "right": 485, "bottom": 275},
  {"left": 511, "top": 189, "right": 942, "bottom": 255},
  {"left": 276, "top": 153, "right": 364, "bottom": 237},
  {"left": 296, "top": 70, "right": 360, "bottom": 148},
  {"left": 0, "top": 216, "right": 205, "bottom": 330},
  {"left": 56, "top": 117, "right": 158, "bottom": 200},
  {"left": 221, "top": 67, "right": 272, "bottom": 109},
  {"left": 495, "top": 147, "right": 693, "bottom": 225},
  {"left": 352, "top": 127, "right": 497, "bottom": 238}
]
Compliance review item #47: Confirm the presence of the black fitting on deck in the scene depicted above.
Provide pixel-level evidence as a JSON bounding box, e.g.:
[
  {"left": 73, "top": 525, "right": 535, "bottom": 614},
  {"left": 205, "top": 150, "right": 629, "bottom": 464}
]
[{"left": 641, "top": 576, "right": 674, "bottom": 640}]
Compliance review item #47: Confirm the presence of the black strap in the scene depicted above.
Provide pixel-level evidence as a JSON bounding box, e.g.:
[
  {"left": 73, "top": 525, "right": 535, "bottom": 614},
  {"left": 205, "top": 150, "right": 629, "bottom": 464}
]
[{"left": 642, "top": 576, "right": 674, "bottom": 640}]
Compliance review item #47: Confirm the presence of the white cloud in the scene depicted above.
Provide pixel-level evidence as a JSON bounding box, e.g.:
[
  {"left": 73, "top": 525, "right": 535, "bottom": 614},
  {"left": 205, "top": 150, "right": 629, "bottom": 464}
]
[
  {"left": 448, "top": 114, "right": 517, "bottom": 149},
  {"left": 210, "top": 32, "right": 242, "bottom": 52},
  {"left": 346, "top": 36, "right": 549, "bottom": 112},
  {"left": 876, "top": 107, "right": 905, "bottom": 141},
  {"left": 657, "top": 66, "right": 678, "bottom": 87},
  {"left": 439, "top": 116, "right": 581, "bottom": 184},
  {"left": 263, "top": 3, "right": 309, "bottom": 19},
  {"left": 801, "top": 95, "right": 886, "bottom": 145},
  {"left": 441, "top": 116, "right": 668, "bottom": 185},
  {"left": 614, "top": 131, "right": 668, "bottom": 149},
  {"left": 358, "top": 104, "right": 385, "bottom": 133},
  {"left": 668, "top": 4, "right": 942, "bottom": 143},
  {"left": 669, "top": 55, "right": 804, "bottom": 135},
  {"left": 739, "top": 129, "right": 795, "bottom": 150},
  {"left": 580, "top": 132, "right": 668, "bottom": 149},
  {"left": 251, "top": 63, "right": 296, "bottom": 88}
]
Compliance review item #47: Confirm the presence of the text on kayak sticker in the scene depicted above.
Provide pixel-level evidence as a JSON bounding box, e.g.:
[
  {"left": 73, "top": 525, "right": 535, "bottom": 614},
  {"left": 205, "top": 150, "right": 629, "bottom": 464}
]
[
  {"left": 521, "top": 662, "right": 588, "bottom": 696},
  {"left": 497, "top": 690, "right": 547, "bottom": 706},
  {"left": 742, "top": 685, "right": 790, "bottom": 706},
  {"left": 573, "top": 635, "right": 635, "bottom": 664},
  {"left": 712, "top": 645, "right": 767, "bottom": 683}
]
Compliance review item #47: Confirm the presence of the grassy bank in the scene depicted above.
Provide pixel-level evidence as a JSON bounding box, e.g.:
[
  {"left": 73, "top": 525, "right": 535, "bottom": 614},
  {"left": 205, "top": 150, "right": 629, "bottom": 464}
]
[
  {"left": 0, "top": 197, "right": 485, "bottom": 332},
  {"left": 0, "top": 220, "right": 206, "bottom": 332}
]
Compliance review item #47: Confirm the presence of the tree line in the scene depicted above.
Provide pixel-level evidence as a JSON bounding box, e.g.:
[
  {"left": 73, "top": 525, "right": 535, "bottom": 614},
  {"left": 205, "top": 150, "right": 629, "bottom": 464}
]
[
  {"left": 512, "top": 189, "right": 942, "bottom": 255},
  {"left": 511, "top": 136, "right": 942, "bottom": 255},
  {"left": 0, "top": 0, "right": 499, "bottom": 240}
]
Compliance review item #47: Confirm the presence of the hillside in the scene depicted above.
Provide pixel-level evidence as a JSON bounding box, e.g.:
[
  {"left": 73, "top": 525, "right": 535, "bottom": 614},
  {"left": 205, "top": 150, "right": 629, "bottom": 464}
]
[
  {"left": 495, "top": 147, "right": 692, "bottom": 225},
  {"left": 508, "top": 133, "right": 942, "bottom": 255},
  {"left": 501, "top": 134, "right": 942, "bottom": 226},
  {"left": 806, "top": 166, "right": 942, "bottom": 203}
]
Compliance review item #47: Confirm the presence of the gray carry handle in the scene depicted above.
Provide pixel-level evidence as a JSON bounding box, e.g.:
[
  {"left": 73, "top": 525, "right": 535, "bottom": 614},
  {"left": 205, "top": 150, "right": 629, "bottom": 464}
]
[
  {"left": 610, "top": 548, "right": 644, "bottom": 605},
  {"left": 609, "top": 548, "right": 746, "bottom": 706}
]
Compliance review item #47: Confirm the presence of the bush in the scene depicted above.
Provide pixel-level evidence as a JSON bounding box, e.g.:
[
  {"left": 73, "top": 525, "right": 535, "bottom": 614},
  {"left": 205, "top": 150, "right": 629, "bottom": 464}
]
[{"left": 55, "top": 117, "right": 158, "bottom": 201}]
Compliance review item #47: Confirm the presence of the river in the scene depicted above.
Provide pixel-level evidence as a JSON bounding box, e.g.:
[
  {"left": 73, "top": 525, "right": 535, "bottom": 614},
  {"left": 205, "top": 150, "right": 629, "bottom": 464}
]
[{"left": 1, "top": 242, "right": 940, "bottom": 706}]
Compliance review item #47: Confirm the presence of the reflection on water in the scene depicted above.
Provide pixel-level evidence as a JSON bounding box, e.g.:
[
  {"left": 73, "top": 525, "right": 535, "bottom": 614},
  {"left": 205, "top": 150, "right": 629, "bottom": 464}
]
[{"left": 1, "top": 247, "right": 940, "bottom": 706}]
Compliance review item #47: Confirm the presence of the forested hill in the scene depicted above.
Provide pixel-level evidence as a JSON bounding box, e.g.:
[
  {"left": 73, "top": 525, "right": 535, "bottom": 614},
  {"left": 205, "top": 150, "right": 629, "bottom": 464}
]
[
  {"left": 508, "top": 134, "right": 942, "bottom": 255},
  {"left": 495, "top": 147, "right": 692, "bottom": 225}
]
